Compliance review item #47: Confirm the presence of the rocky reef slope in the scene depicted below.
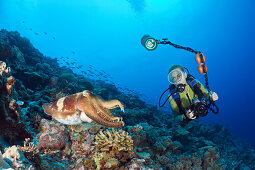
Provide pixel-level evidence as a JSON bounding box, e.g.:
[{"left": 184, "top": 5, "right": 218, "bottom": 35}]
[{"left": 0, "top": 29, "right": 254, "bottom": 169}]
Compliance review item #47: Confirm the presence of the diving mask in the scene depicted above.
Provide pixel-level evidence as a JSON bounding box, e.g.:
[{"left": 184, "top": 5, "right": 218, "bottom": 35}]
[{"left": 168, "top": 69, "right": 184, "bottom": 84}]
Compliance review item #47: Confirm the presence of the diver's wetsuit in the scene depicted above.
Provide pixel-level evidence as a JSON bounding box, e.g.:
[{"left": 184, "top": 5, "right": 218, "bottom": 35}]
[{"left": 168, "top": 79, "right": 209, "bottom": 123}]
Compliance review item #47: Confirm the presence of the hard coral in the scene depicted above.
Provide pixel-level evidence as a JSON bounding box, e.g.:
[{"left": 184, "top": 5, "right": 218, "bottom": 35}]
[
  {"left": 18, "top": 138, "right": 44, "bottom": 169},
  {"left": 89, "top": 125, "right": 102, "bottom": 135},
  {"left": 0, "top": 61, "right": 11, "bottom": 81},
  {"left": 93, "top": 152, "right": 119, "bottom": 170},
  {"left": 94, "top": 129, "right": 133, "bottom": 155},
  {"left": 0, "top": 61, "right": 14, "bottom": 96},
  {"left": 71, "top": 133, "right": 95, "bottom": 158},
  {"left": 3, "top": 145, "right": 35, "bottom": 169},
  {"left": 18, "top": 138, "right": 39, "bottom": 162},
  {"left": 84, "top": 158, "right": 96, "bottom": 169},
  {"left": 0, "top": 61, "right": 20, "bottom": 123},
  {"left": 0, "top": 151, "right": 12, "bottom": 169},
  {"left": 201, "top": 146, "right": 221, "bottom": 169}
]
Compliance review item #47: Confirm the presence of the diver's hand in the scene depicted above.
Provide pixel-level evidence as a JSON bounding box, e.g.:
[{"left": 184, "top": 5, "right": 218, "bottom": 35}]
[
  {"left": 185, "top": 109, "right": 196, "bottom": 120},
  {"left": 210, "top": 92, "right": 218, "bottom": 102}
]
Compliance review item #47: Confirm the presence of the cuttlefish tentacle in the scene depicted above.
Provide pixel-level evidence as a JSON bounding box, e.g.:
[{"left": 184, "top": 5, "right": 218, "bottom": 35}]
[
  {"left": 86, "top": 93, "right": 124, "bottom": 122},
  {"left": 77, "top": 94, "right": 124, "bottom": 128},
  {"left": 77, "top": 92, "right": 124, "bottom": 122},
  {"left": 100, "top": 99, "right": 125, "bottom": 113}
]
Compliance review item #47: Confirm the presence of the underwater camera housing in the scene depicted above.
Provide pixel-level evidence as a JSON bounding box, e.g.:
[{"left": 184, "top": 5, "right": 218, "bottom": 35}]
[{"left": 188, "top": 97, "right": 208, "bottom": 117}]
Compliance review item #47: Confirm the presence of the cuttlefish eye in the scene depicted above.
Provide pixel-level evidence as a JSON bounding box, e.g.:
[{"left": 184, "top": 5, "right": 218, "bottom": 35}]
[{"left": 83, "top": 91, "right": 89, "bottom": 97}]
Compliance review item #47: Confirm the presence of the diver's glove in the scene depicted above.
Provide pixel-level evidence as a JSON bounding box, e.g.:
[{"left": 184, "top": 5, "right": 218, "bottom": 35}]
[
  {"left": 209, "top": 92, "right": 218, "bottom": 102},
  {"left": 185, "top": 109, "right": 196, "bottom": 120}
]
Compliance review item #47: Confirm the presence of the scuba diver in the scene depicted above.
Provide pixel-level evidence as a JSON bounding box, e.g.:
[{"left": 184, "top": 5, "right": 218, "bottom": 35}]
[
  {"left": 141, "top": 35, "right": 220, "bottom": 126},
  {"left": 167, "top": 64, "right": 218, "bottom": 126}
]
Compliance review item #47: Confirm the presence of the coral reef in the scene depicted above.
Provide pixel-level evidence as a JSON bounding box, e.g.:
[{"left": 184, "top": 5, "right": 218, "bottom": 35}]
[
  {"left": 70, "top": 131, "right": 95, "bottom": 159},
  {"left": 17, "top": 138, "right": 40, "bottom": 168},
  {"left": 36, "top": 119, "right": 70, "bottom": 153},
  {"left": 0, "top": 61, "right": 30, "bottom": 146},
  {"left": 93, "top": 152, "right": 119, "bottom": 170},
  {"left": 0, "top": 151, "right": 12, "bottom": 169},
  {"left": 94, "top": 129, "right": 133, "bottom": 155},
  {"left": 2, "top": 146, "right": 35, "bottom": 169},
  {"left": 83, "top": 158, "right": 96, "bottom": 169},
  {"left": 0, "top": 61, "right": 18, "bottom": 122},
  {"left": 0, "top": 29, "right": 254, "bottom": 169}
]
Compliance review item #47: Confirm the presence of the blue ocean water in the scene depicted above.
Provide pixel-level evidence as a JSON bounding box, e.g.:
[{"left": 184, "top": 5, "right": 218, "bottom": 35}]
[{"left": 1, "top": 0, "right": 255, "bottom": 147}]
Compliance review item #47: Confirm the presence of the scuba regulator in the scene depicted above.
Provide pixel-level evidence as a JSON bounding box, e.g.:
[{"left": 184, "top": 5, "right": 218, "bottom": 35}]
[{"left": 141, "top": 34, "right": 219, "bottom": 118}]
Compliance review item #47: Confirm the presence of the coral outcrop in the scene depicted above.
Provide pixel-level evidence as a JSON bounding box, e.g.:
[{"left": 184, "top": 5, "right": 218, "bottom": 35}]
[
  {"left": 93, "top": 152, "right": 119, "bottom": 170},
  {"left": 0, "top": 61, "right": 18, "bottom": 122},
  {"left": 94, "top": 129, "right": 133, "bottom": 155},
  {"left": 2, "top": 146, "right": 35, "bottom": 169},
  {"left": 0, "top": 151, "right": 12, "bottom": 169},
  {"left": 18, "top": 138, "right": 40, "bottom": 168},
  {"left": 36, "top": 119, "right": 70, "bottom": 153},
  {"left": 0, "top": 60, "right": 30, "bottom": 146}
]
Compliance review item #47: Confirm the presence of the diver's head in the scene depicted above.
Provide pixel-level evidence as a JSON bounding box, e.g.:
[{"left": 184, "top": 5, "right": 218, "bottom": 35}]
[{"left": 168, "top": 64, "right": 188, "bottom": 86}]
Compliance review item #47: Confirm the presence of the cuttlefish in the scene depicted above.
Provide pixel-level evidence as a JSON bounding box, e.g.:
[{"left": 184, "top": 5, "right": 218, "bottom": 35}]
[{"left": 42, "top": 90, "right": 125, "bottom": 128}]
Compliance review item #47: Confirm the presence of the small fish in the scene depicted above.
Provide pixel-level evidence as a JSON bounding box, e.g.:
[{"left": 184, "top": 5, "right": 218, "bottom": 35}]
[
  {"left": 44, "top": 32, "right": 47, "bottom": 35},
  {"left": 35, "top": 32, "right": 39, "bottom": 35},
  {"left": 53, "top": 36, "right": 56, "bottom": 40},
  {"left": 16, "top": 100, "right": 24, "bottom": 106},
  {"left": 22, "top": 21, "right": 25, "bottom": 23},
  {"left": 30, "top": 28, "right": 33, "bottom": 31},
  {"left": 71, "top": 51, "right": 76, "bottom": 55},
  {"left": 77, "top": 65, "right": 83, "bottom": 69}
]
